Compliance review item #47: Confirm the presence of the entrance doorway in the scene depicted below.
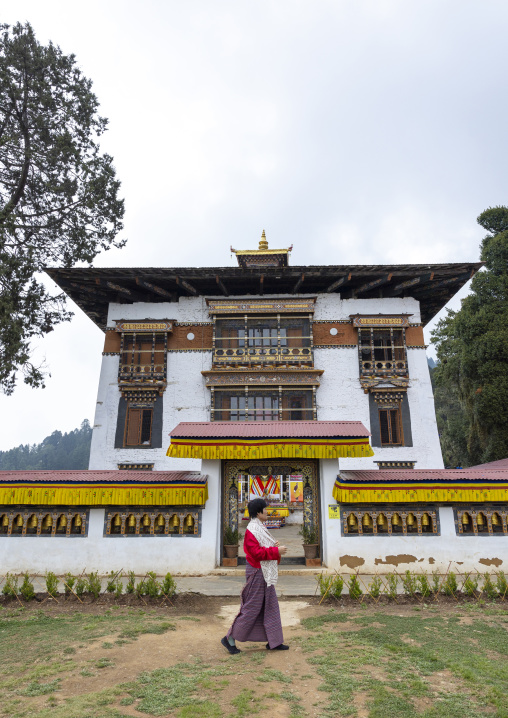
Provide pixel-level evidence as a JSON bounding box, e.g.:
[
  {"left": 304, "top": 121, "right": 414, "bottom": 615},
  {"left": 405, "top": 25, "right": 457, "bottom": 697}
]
[{"left": 222, "top": 460, "right": 320, "bottom": 566}]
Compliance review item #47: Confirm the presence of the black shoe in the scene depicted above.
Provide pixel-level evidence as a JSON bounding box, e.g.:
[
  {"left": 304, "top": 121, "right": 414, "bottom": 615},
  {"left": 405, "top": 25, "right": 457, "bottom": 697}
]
[
  {"left": 266, "top": 643, "right": 289, "bottom": 650},
  {"left": 221, "top": 636, "right": 241, "bottom": 655}
]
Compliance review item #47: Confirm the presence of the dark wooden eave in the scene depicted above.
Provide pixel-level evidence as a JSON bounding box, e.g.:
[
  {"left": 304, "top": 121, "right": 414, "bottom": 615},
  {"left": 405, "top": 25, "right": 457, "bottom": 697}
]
[{"left": 45, "top": 262, "right": 483, "bottom": 330}]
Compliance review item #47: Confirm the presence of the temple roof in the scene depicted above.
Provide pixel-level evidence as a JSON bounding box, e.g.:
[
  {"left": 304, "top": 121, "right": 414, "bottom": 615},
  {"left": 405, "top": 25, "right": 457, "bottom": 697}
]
[
  {"left": 169, "top": 420, "right": 370, "bottom": 438},
  {"left": 0, "top": 470, "right": 207, "bottom": 484},
  {"left": 339, "top": 468, "right": 508, "bottom": 482},
  {"left": 46, "top": 260, "right": 482, "bottom": 330}
]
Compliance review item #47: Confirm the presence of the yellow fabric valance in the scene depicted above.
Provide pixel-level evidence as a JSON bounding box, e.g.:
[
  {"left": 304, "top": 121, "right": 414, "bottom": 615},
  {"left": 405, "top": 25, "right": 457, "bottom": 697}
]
[
  {"left": 333, "top": 480, "right": 508, "bottom": 504},
  {"left": 0, "top": 483, "right": 208, "bottom": 507},
  {"left": 167, "top": 437, "right": 374, "bottom": 460}
]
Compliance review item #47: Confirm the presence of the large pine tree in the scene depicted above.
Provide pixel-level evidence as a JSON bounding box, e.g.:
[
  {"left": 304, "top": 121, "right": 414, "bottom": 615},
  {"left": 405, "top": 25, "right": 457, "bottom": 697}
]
[{"left": 431, "top": 206, "right": 508, "bottom": 465}]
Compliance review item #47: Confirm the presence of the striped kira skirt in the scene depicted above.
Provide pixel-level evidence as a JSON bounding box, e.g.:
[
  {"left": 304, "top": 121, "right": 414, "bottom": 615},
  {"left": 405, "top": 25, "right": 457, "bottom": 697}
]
[{"left": 227, "top": 563, "right": 284, "bottom": 649}]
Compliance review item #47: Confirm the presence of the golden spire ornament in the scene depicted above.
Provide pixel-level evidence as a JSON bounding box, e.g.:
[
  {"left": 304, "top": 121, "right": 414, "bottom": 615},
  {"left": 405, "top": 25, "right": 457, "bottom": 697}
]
[{"left": 259, "top": 230, "right": 268, "bottom": 251}]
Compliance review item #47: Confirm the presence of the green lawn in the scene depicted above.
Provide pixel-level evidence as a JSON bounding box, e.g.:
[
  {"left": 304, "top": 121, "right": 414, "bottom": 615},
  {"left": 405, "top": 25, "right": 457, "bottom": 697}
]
[{"left": 0, "top": 601, "right": 507, "bottom": 717}]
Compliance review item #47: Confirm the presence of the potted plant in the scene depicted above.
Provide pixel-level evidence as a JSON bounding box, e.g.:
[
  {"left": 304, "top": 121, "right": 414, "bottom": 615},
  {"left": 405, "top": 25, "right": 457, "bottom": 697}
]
[
  {"left": 299, "top": 525, "right": 319, "bottom": 560},
  {"left": 223, "top": 525, "right": 241, "bottom": 558}
]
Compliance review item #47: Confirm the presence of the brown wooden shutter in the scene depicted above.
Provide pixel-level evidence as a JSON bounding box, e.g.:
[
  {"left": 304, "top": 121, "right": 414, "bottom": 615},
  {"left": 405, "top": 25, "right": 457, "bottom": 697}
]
[
  {"left": 379, "top": 410, "right": 390, "bottom": 444},
  {"left": 389, "top": 409, "right": 400, "bottom": 444},
  {"left": 125, "top": 407, "right": 142, "bottom": 445}
]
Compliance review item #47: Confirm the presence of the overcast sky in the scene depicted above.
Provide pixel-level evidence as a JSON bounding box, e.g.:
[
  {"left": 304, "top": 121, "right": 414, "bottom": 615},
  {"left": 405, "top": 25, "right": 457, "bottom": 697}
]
[{"left": 1, "top": 0, "right": 507, "bottom": 450}]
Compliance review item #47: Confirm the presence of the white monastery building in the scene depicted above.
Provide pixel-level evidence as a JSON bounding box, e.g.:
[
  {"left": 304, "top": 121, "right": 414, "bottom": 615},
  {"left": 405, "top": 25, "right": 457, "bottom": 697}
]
[{"left": 1, "top": 233, "right": 507, "bottom": 575}]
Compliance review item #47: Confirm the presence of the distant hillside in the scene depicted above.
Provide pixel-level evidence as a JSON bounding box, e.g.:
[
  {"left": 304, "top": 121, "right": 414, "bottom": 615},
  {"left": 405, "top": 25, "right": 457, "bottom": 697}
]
[{"left": 0, "top": 420, "right": 92, "bottom": 470}]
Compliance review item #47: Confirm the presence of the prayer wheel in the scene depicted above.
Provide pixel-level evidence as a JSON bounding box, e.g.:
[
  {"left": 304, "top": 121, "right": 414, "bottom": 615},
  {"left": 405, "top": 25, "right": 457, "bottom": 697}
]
[
  {"left": 362, "top": 513, "right": 373, "bottom": 528},
  {"left": 157, "top": 514, "right": 165, "bottom": 527},
  {"left": 15, "top": 515, "right": 23, "bottom": 528},
  {"left": 185, "top": 514, "right": 195, "bottom": 532},
  {"left": 42, "top": 514, "right": 53, "bottom": 530},
  {"left": 171, "top": 514, "right": 180, "bottom": 529},
  {"left": 391, "top": 513, "right": 401, "bottom": 526},
  {"left": 492, "top": 512, "right": 501, "bottom": 526},
  {"left": 127, "top": 515, "right": 136, "bottom": 528},
  {"left": 377, "top": 513, "right": 386, "bottom": 528},
  {"left": 58, "top": 515, "right": 67, "bottom": 530},
  {"left": 28, "top": 515, "right": 38, "bottom": 529},
  {"left": 421, "top": 513, "right": 430, "bottom": 529},
  {"left": 142, "top": 514, "right": 150, "bottom": 527},
  {"left": 462, "top": 512, "right": 470, "bottom": 525},
  {"left": 75, "top": 514, "right": 82, "bottom": 527},
  {"left": 348, "top": 513, "right": 358, "bottom": 529},
  {"left": 1, "top": 515, "right": 8, "bottom": 527},
  {"left": 113, "top": 514, "right": 121, "bottom": 528},
  {"left": 406, "top": 512, "right": 416, "bottom": 527},
  {"left": 476, "top": 513, "right": 485, "bottom": 528}
]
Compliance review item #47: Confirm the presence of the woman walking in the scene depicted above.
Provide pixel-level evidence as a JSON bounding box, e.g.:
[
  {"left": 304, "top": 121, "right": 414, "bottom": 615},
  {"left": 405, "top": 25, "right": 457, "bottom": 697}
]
[{"left": 221, "top": 498, "right": 289, "bottom": 654}]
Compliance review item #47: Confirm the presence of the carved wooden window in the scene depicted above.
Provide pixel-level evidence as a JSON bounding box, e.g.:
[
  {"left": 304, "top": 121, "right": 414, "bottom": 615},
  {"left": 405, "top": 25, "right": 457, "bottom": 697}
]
[
  {"left": 379, "top": 406, "right": 403, "bottom": 446},
  {"left": 119, "top": 332, "right": 167, "bottom": 383},
  {"left": 214, "top": 315, "right": 312, "bottom": 366},
  {"left": 358, "top": 328, "right": 407, "bottom": 379},
  {"left": 124, "top": 405, "right": 153, "bottom": 447},
  {"left": 213, "top": 389, "right": 314, "bottom": 421},
  {"left": 341, "top": 507, "right": 439, "bottom": 536}
]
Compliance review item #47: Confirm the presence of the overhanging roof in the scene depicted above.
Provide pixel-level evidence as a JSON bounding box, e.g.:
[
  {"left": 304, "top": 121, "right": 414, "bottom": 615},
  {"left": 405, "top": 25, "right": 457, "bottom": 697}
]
[
  {"left": 46, "top": 261, "right": 483, "bottom": 329},
  {"left": 167, "top": 420, "right": 373, "bottom": 460},
  {"left": 0, "top": 470, "right": 208, "bottom": 506},
  {"left": 334, "top": 469, "right": 508, "bottom": 503}
]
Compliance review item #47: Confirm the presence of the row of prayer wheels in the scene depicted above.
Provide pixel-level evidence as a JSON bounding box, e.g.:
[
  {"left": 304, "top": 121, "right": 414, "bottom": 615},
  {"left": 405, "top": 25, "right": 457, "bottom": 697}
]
[
  {"left": 0, "top": 513, "right": 82, "bottom": 532},
  {"left": 347, "top": 511, "right": 432, "bottom": 532},
  {"left": 111, "top": 513, "right": 195, "bottom": 533},
  {"left": 461, "top": 511, "right": 502, "bottom": 531}
]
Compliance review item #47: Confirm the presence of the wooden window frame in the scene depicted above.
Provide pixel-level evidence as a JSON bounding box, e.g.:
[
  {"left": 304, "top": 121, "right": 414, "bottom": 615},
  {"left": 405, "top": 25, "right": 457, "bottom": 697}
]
[
  {"left": 379, "top": 405, "right": 404, "bottom": 446},
  {"left": 124, "top": 404, "right": 154, "bottom": 447}
]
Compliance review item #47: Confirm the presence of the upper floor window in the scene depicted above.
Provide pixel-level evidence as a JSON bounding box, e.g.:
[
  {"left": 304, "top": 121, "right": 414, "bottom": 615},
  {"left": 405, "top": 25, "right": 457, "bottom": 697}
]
[
  {"left": 119, "top": 332, "right": 167, "bottom": 383},
  {"left": 358, "top": 328, "right": 407, "bottom": 380},
  {"left": 213, "top": 316, "right": 312, "bottom": 366},
  {"left": 212, "top": 389, "right": 314, "bottom": 421}
]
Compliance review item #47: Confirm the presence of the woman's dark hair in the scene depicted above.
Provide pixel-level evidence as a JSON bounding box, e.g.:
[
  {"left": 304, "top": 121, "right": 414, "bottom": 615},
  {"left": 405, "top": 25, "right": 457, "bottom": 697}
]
[{"left": 248, "top": 498, "right": 268, "bottom": 519}]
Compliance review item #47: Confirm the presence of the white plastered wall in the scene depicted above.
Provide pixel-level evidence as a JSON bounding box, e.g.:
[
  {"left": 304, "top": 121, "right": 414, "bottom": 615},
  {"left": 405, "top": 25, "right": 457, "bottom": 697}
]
[
  {"left": 321, "top": 503, "right": 508, "bottom": 574},
  {"left": 89, "top": 296, "right": 214, "bottom": 471}
]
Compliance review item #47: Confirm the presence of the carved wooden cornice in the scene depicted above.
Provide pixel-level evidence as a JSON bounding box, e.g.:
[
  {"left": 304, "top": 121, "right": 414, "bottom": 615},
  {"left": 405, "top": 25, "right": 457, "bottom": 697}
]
[
  {"left": 202, "top": 368, "right": 323, "bottom": 387},
  {"left": 207, "top": 297, "right": 316, "bottom": 315}
]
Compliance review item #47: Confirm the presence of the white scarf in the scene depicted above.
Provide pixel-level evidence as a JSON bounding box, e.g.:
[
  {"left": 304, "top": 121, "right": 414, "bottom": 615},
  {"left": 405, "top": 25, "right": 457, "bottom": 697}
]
[{"left": 247, "top": 517, "right": 279, "bottom": 587}]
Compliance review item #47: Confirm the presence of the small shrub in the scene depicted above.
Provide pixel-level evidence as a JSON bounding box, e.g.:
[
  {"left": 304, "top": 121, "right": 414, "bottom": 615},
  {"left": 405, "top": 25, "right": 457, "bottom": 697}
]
[
  {"left": 317, "top": 574, "right": 343, "bottom": 599},
  {"left": 463, "top": 574, "right": 479, "bottom": 597},
  {"left": 386, "top": 573, "right": 398, "bottom": 600},
  {"left": 63, "top": 573, "right": 76, "bottom": 596},
  {"left": 417, "top": 573, "right": 431, "bottom": 598},
  {"left": 348, "top": 575, "right": 362, "bottom": 600},
  {"left": 368, "top": 576, "right": 382, "bottom": 599},
  {"left": 161, "top": 572, "right": 177, "bottom": 598},
  {"left": 443, "top": 572, "right": 458, "bottom": 597},
  {"left": 431, "top": 570, "right": 441, "bottom": 594},
  {"left": 495, "top": 572, "right": 508, "bottom": 599},
  {"left": 20, "top": 573, "right": 35, "bottom": 601},
  {"left": 114, "top": 580, "right": 124, "bottom": 598},
  {"left": 106, "top": 571, "right": 118, "bottom": 593},
  {"left": 2, "top": 573, "right": 19, "bottom": 597},
  {"left": 402, "top": 570, "right": 417, "bottom": 597},
  {"left": 135, "top": 579, "right": 147, "bottom": 598},
  {"left": 87, "top": 571, "right": 102, "bottom": 599},
  {"left": 126, "top": 571, "right": 136, "bottom": 594},
  {"left": 75, "top": 576, "right": 86, "bottom": 597},
  {"left": 482, "top": 573, "right": 498, "bottom": 600},
  {"left": 45, "top": 571, "right": 58, "bottom": 597},
  {"left": 299, "top": 525, "right": 319, "bottom": 544},
  {"left": 223, "top": 526, "right": 240, "bottom": 545},
  {"left": 145, "top": 572, "right": 160, "bottom": 598}
]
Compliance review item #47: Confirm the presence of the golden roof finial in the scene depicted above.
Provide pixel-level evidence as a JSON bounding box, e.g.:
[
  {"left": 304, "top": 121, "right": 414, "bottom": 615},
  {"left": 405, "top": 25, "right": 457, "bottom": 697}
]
[{"left": 259, "top": 229, "right": 268, "bottom": 251}]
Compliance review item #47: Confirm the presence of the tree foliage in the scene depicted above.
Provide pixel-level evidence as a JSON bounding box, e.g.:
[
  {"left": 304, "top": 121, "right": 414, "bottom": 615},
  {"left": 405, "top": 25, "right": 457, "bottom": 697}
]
[
  {"left": 429, "top": 366, "right": 468, "bottom": 468},
  {"left": 0, "top": 22, "right": 125, "bottom": 394},
  {"left": 0, "top": 419, "right": 92, "bottom": 470},
  {"left": 431, "top": 206, "right": 508, "bottom": 465}
]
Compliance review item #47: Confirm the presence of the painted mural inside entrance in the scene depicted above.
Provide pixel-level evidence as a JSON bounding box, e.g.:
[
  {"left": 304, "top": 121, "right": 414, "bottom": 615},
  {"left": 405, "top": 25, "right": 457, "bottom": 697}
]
[{"left": 223, "top": 460, "right": 320, "bottom": 564}]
